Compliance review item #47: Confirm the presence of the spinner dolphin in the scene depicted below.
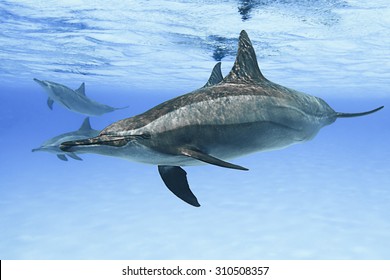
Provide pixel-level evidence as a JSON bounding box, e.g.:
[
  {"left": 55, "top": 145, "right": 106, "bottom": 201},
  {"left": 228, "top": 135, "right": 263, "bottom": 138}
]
[
  {"left": 34, "top": 79, "right": 126, "bottom": 116},
  {"left": 33, "top": 117, "right": 100, "bottom": 161},
  {"left": 61, "top": 30, "right": 383, "bottom": 207}
]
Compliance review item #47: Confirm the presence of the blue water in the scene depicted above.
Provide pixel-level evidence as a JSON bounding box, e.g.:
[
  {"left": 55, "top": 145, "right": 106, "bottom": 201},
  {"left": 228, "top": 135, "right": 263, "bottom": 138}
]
[{"left": 1, "top": 0, "right": 389, "bottom": 259}]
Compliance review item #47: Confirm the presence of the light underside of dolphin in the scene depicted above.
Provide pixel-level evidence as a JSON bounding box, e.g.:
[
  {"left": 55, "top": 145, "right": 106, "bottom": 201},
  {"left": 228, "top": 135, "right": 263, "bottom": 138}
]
[
  {"left": 33, "top": 79, "right": 127, "bottom": 116},
  {"left": 60, "top": 30, "right": 383, "bottom": 207}
]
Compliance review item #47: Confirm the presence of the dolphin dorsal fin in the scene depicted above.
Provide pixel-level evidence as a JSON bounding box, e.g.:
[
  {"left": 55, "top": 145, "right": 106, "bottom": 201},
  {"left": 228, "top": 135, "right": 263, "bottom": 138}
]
[
  {"left": 79, "top": 117, "right": 92, "bottom": 131},
  {"left": 202, "top": 62, "right": 223, "bottom": 88},
  {"left": 76, "top": 82, "right": 86, "bottom": 96},
  {"left": 223, "top": 30, "right": 265, "bottom": 84}
]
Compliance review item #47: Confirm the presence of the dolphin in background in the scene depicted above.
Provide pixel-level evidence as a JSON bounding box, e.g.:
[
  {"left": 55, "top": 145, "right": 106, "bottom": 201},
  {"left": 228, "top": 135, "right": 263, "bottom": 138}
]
[
  {"left": 32, "top": 117, "right": 100, "bottom": 161},
  {"left": 33, "top": 79, "right": 127, "bottom": 116},
  {"left": 60, "top": 30, "right": 383, "bottom": 207}
]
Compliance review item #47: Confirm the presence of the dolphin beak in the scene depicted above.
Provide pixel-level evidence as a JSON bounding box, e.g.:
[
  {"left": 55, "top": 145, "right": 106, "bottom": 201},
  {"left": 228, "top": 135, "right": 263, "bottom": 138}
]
[
  {"left": 61, "top": 135, "right": 134, "bottom": 152},
  {"left": 33, "top": 78, "right": 46, "bottom": 87},
  {"left": 32, "top": 148, "right": 39, "bottom": 152},
  {"left": 60, "top": 137, "right": 100, "bottom": 152}
]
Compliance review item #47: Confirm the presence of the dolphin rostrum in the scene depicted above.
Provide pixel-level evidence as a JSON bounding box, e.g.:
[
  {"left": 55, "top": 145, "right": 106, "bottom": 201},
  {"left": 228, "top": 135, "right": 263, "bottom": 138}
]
[
  {"left": 33, "top": 117, "right": 100, "bottom": 161},
  {"left": 60, "top": 30, "right": 383, "bottom": 207},
  {"left": 33, "top": 79, "right": 126, "bottom": 116}
]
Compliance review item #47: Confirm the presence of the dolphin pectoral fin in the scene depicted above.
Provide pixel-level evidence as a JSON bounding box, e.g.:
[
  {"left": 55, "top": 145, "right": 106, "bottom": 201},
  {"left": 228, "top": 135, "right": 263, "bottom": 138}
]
[
  {"left": 57, "top": 154, "right": 68, "bottom": 161},
  {"left": 179, "top": 147, "right": 249, "bottom": 171},
  {"left": 67, "top": 153, "right": 83, "bottom": 161},
  {"left": 61, "top": 101, "right": 72, "bottom": 110},
  {"left": 158, "top": 165, "right": 200, "bottom": 207},
  {"left": 47, "top": 98, "right": 54, "bottom": 110}
]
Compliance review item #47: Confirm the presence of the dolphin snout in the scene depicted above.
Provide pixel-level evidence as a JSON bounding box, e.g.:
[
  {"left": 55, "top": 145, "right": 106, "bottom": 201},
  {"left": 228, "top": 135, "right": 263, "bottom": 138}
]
[
  {"left": 33, "top": 78, "right": 47, "bottom": 87},
  {"left": 60, "top": 141, "right": 81, "bottom": 152},
  {"left": 60, "top": 137, "right": 100, "bottom": 152},
  {"left": 60, "top": 135, "right": 131, "bottom": 151}
]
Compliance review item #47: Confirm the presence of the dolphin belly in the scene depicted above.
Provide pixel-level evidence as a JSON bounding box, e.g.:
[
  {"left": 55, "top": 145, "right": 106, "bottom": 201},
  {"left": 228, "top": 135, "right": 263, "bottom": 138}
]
[
  {"left": 144, "top": 121, "right": 312, "bottom": 164},
  {"left": 130, "top": 93, "right": 334, "bottom": 164},
  {"left": 93, "top": 119, "right": 318, "bottom": 166}
]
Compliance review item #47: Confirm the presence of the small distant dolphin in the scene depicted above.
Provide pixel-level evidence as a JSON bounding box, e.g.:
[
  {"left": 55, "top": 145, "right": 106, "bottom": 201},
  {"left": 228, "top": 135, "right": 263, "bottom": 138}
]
[
  {"left": 33, "top": 117, "right": 100, "bottom": 161},
  {"left": 33, "top": 79, "right": 126, "bottom": 116},
  {"left": 61, "top": 30, "right": 383, "bottom": 207}
]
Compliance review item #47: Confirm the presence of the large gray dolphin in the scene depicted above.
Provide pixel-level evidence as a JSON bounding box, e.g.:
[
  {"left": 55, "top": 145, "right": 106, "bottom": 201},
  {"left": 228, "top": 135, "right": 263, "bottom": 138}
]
[
  {"left": 33, "top": 117, "right": 100, "bottom": 161},
  {"left": 60, "top": 30, "right": 383, "bottom": 207},
  {"left": 33, "top": 79, "right": 126, "bottom": 116}
]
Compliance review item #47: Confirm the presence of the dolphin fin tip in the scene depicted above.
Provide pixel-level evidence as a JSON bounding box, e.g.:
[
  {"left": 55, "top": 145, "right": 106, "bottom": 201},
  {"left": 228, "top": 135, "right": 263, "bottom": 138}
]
[{"left": 240, "top": 29, "right": 248, "bottom": 37}]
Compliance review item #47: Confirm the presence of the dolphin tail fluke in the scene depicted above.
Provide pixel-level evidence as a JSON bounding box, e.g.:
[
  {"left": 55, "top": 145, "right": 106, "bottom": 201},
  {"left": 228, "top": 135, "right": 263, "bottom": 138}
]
[
  {"left": 158, "top": 165, "right": 200, "bottom": 207},
  {"left": 336, "top": 106, "right": 384, "bottom": 118}
]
